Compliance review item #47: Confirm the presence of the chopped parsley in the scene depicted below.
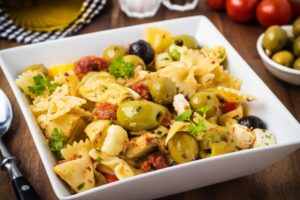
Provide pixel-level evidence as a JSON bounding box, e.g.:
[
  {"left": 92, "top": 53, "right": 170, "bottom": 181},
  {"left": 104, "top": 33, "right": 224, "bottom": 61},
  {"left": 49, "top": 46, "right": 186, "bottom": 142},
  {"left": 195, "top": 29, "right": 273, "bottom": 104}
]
[
  {"left": 175, "top": 109, "right": 193, "bottom": 122},
  {"left": 77, "top": 183, "right": 85, "bottom": 190},
  {"left": 96, "top": 157, "right": 102, "bottom": 162},
  {"left": 188, "top": 119, "right": 207, "bottom": 137},
  {"left": 136, "top": 105, "right": 142, "bottom": 112},
  {"left": 48, "top": 128, "right": 66, "bottom": 158},
  {"left": 28, "top": 74, "right": 61, "bottom": 96},
  {"left": 156, "top": 130, "right": 162, "bottom": 135},
  {"left": 169, "top": 49, "right": 181, "bottom": 61},
  {"left": 108, "top": 58, "right": 135, "bottom": 78}
]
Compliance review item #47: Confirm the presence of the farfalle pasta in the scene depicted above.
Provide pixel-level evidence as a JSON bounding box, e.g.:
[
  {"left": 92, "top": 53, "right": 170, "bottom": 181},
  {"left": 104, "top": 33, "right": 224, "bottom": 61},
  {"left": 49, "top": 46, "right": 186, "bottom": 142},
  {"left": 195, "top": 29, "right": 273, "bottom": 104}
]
[{"left": 15, "top": 27, "right": 277, "bottom": 194}]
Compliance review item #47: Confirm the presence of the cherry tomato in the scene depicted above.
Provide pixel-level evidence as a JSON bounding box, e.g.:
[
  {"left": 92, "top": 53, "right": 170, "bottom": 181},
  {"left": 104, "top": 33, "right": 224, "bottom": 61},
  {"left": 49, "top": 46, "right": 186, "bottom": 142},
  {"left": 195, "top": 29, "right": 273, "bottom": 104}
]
[
  {"left": 256, "top": 0, "right": 292, "bottom": 28},
  {"left": 226, "top": 0, "right": 258, "bottom": 23},
  {"left": 104, "top": 173, "right": 119, "bottom": 183},
  {"left": 220, "top": 102, "right": 237, "bottom": 113},
  {"left": 205, "top": 0, "right": 226, "bottom": 10},
  {"left": 290, "top": 1, "right": 300, "bottom": 18}
]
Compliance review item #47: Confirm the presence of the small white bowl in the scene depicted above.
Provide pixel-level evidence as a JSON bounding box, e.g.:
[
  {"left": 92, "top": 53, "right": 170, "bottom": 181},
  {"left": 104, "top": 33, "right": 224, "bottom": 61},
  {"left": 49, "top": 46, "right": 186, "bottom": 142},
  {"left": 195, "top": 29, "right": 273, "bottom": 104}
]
[{"left": 257, "top": 26, "right": 300, "bottom": 85}]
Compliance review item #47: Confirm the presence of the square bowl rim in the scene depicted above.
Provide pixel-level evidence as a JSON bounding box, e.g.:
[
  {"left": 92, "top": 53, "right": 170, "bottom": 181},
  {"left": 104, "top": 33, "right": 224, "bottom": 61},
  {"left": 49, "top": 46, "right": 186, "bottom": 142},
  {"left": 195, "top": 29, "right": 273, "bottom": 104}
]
[{"left": 1, "top": 15, "right": 300, "bottom": 199}]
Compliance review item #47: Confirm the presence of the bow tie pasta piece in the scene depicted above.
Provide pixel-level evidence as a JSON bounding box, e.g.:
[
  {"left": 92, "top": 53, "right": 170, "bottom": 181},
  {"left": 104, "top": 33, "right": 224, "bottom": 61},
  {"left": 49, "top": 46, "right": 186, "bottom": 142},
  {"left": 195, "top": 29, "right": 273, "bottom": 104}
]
[
  {"left": 85, "top": 120, "right": 111, "bottom": 149},
  {"left": 43, "top": 114, "right": 85, "bottom": 140},
  {"left": 31, "top": 84, "right": 70, "bottom": 116},
  {"left": 157, "top": 63, "right": 198, "bottom": 98},
  {"left": 200, "top": 46, "right": 227, "bottom": 64},
  {"left": 16, "top": 70, "right": 44, "bottom": 98},
  {"left": 53, "top": 70, "right": 80, "bottom": 96},
  {"left": 89, "top": 149, "right": 140, "bottom": 180},
  {"left": 47, "top": 95, "right": 86, "bottom": 121},
  {"left": 216, "top": 87, "right": 256, "bottom": 103},
  {"left": 53, "top": 157, "right": 95, "bottom": 193},
  {"left": 61, "top": 139, "right": 92, "bottom": 160},
  {"left": 169, "top": 45, "right": 219, "bottom": 76},
  {"left": 78, "top": 72, "right": 132, "bottom": 104},
  {"left": 215, "top": 71, "right": 242, "bottom": 90},
  {"left": 101, "top": 125, "right": 129, "bottom": 156},
  {"left": 69, "top": 107, "right": 93, "bottom": 123}
]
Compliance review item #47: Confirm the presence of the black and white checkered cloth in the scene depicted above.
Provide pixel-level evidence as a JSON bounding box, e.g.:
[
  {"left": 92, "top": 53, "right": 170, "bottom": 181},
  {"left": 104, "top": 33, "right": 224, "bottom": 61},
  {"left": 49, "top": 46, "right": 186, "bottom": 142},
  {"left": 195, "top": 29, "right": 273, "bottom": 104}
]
[{"left": 0, "top": 0, "right": 107, "bottom": 43}]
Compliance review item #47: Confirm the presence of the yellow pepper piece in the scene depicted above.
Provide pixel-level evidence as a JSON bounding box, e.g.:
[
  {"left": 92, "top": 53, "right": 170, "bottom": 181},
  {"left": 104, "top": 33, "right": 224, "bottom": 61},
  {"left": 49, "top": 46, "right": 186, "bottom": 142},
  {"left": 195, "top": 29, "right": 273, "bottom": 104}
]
[
  {"left": 48, "top": 64, "right": 75, "bottom": 77},
  {"left": 146, "top": 27, "right": 172, "bottom": 53}
]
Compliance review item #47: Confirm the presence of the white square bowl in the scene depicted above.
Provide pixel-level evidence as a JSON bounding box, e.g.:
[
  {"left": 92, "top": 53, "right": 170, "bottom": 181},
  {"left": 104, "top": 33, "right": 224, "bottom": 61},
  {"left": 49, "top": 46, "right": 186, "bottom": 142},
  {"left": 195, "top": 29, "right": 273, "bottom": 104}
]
[{"left": 1, "top": 16, "right": 300, "bottom": 200}]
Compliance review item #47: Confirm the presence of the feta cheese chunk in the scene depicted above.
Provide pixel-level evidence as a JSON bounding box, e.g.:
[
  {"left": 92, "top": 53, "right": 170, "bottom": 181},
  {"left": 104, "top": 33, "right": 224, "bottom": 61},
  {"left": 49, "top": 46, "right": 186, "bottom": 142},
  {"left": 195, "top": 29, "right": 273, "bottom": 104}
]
[
  {"left": 230, "top": 124, "right": 255, "bottom": 149},
  {"left": 253, "top": 129, "right": 276, "bottom": 148},
  {"left": 173, "top": 94, "right": 191, "bottom": 115}
]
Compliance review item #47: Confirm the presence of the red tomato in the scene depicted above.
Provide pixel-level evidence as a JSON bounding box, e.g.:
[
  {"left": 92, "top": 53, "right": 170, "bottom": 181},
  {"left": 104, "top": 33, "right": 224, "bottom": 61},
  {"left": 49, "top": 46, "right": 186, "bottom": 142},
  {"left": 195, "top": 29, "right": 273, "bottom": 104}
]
[
  {"left": 205, "top": 0, "right": 226, "bottom": 10},
  {"left": 226, "top": 0, "right": 259, "bottom": 22},
  {"left": 104, "top": 174, "right": 119, "bottom": 183},
  {"left": 256, "top": 0, "right": 292, "bottom": 28},
  {"left": 290, "top": 0, "right": 300, "bottom": 17},
  {"left": 220, "top": 102, "right": 237, "bottom": 113}
]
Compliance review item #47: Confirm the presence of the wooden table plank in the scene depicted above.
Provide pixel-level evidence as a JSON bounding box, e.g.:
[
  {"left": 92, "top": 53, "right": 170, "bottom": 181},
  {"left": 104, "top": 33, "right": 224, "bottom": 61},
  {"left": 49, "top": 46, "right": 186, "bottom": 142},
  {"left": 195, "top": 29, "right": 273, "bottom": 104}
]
[{"left": 0, "top": 1, "right": 299, "bottom": 199}]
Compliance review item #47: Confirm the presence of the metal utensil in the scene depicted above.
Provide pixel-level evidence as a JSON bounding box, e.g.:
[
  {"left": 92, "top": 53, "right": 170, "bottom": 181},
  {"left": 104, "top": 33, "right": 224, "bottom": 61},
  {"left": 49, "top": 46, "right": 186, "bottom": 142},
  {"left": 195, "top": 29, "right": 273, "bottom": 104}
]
[{"left": 0, "top": 89, "right": 40, "bottom": 200}]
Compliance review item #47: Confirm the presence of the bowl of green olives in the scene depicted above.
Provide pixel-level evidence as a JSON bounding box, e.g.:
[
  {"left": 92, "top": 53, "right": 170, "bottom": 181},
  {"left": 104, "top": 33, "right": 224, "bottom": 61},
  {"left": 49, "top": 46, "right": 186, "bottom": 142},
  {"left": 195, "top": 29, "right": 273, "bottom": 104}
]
[{"left": 257, "top": 22, "right": 300, "bottom": 85}]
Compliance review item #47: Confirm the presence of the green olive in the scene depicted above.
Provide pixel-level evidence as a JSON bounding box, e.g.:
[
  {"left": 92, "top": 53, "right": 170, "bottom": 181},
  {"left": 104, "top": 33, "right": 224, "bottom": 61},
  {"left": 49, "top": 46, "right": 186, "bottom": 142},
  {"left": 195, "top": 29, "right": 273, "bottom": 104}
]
[
  {"left": 172, "top": 35, "right": 199, "bottom": 49},
  {"left": 293, "top": 18, "right": 300, "bottom": 38},
  {"left": 272, "top": 51, "right": 294, "bottom": 67},
  {"left": 293, "top": 36, "right": 300, "bottom": 57},
  {"left": 116, "top": 100, "right": 166, "bottom": 131},
  {"left": 262, "top": 26, "right": 288, "bottom": 55},
  {"left": 292, "top": 57, "right": 300, "bottom": 70},
  {"left": 199, "top": 130, "right": 235, "bottom": 158},
  {"left": 102, "top": 45, "right": 127, "bottom": 62},
  {"left": 148, "top": 77, "right": 177, "bottom": 105},
  {"left": 168, "top": 132, "right": 199, "bottom": 164},
  {"left": 22, "top": 64, "right": 48, "bottom": 75},
  {"left": 200, "top": 141, "right": 235, "bottom": 158},
  {"left": 189, "top": 91, "right": 220, "bottom": 118},
  {"left": 122, "top": 55, "right": 146, "bottom": 70}
]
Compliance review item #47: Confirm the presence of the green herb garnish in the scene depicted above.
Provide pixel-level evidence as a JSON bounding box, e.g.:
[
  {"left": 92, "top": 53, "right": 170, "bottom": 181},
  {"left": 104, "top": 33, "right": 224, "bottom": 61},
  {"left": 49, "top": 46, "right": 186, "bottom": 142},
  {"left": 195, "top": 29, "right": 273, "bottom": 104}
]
[
  {"left": 188, "top": 119, "right": 207, "bottom": 137},
  {"left": 169, "top": 49, "right": 181, "bottom": 61},
  {"left": 175, "top": 109, "right": 193, "bottom": 122},
  {"left": 49, "top": 128, "right": 66, "bottom": 154},
  {"left": 96, "top": 157, "right": 102, "bottom": 162},
  {"left": 156, "top": 130, "right": 162, "bottom": 135},
  {"left": 108, "top": 58, "right": 135, "bottom": 78},
  {"left": 28, "top": 74, "right": 61, "bottom": 96}
]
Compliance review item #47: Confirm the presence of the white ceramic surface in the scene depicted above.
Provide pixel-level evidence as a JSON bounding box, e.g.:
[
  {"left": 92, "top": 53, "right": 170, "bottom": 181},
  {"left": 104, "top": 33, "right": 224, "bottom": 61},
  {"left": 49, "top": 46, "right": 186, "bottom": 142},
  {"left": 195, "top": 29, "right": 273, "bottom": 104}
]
[
  {"left": 1, "top": 16, "right": 300, "bottom": 200},
  {"left": 118, "top": 0, "right": 162, "bottom": 18},
  {"left": 257, "top": 26, "right": 300, "bottom": 85},
  {"left": 162, "top": 0, "right": 199, "bottom": 11}
]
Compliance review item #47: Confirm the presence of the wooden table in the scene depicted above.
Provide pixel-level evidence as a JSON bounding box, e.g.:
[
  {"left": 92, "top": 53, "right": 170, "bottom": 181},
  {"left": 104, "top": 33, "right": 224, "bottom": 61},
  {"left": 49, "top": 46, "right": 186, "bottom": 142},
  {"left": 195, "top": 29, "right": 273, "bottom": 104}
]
[{"left": 1, "top": 1, "right": 300, "bottom": 199}]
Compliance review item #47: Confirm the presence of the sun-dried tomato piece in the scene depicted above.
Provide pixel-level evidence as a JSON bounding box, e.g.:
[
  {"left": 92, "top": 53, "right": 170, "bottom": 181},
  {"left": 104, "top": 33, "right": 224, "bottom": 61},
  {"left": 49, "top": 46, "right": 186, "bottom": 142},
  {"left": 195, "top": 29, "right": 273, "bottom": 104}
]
[
  {"left": 141, "top": 153, "right": 169, "bottom": 173},
  {"left": 93, "top": 102, "right": 118, "bottom": 120},
  {"left": 130, "top": 82, "right": 151, "bottom": 100},
  {"left": 74, "top": 56, "right": 109, "bottom": 79}
]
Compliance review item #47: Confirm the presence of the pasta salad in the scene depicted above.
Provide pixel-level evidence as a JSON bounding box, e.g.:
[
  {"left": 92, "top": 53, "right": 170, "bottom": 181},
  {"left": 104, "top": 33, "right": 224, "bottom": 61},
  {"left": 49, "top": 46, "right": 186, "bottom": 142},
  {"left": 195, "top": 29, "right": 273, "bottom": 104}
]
[{"left": 15, "top": 27, "right": 277, "bottom": 193}]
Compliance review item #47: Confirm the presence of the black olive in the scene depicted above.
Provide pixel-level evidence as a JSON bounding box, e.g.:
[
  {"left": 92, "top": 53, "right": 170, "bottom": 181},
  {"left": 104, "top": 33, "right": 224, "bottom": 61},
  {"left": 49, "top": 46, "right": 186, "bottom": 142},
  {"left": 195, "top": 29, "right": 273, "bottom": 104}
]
[
  {"left": 238, "top": 115, "right": 266, "bottom": 130},
  {"left": 129, "top": 40, "right": 154, "bottom": 65}
]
